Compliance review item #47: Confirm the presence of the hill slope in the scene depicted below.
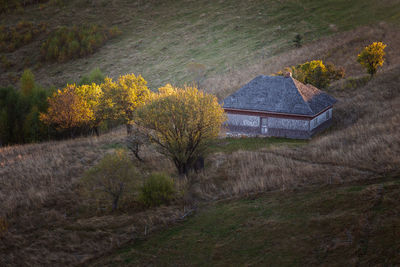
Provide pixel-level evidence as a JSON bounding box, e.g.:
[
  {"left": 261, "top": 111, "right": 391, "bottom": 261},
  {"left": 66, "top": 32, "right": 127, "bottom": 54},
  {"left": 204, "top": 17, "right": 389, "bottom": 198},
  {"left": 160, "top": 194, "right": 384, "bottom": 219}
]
[
  {"left": 95, "top": 177, "right": 400, "bottom": 266},
  {"left": 1, "top": 0, "right": 400, "bottom": 89}
]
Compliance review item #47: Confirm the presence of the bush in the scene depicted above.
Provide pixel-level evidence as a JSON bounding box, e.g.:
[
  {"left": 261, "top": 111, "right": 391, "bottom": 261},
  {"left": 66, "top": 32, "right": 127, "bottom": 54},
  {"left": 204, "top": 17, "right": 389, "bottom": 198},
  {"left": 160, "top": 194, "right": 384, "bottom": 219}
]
[
  {"left": 20, "top": 69, "right": 35, "bottom": 96},
  {"left": 139, "top": 173, "right": 176, "bottom": 207},
  {"left": 80, "top": 149, "right": 139, "bottom": 211},
  {"left": 79, "top": 67, "right": 105, "bottom": 85},
  {"left": 41, "top": 24, "right": 121, "bottom": 62},
  {"left": 276, "top": 60, "right": 345, "bottom": 88}
]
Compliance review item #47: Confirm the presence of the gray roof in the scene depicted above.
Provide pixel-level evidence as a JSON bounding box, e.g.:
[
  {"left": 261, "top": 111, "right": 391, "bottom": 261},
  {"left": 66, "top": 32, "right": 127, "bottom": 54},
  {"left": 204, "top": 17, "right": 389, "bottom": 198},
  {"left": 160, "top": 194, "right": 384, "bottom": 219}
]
[{"left": 222, "top": 75, "right": 337, "bottom": 116}]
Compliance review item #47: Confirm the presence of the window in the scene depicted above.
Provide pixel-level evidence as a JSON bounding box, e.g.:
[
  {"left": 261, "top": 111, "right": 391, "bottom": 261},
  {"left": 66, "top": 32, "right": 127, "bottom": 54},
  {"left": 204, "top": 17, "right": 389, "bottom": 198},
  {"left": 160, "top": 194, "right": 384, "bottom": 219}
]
[{"left": 326, "top": 111, "right": 329, "bottom": 120}]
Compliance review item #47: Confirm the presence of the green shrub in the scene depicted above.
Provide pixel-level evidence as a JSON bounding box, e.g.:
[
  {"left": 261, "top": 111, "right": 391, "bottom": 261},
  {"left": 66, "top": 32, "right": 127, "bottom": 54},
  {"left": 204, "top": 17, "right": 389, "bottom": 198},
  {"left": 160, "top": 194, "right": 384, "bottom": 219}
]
[
  {"left": 139, "top": 173, "right": 176, "bottom": 207},
  {"left": 20, "top": 69, "right": 35, "bottom": 96},
  {"left": 80, "top": 149, "right": 139, "bottom": 211},
  {"left": 41, "top": 24, "right": 121, "bottom": 62},
  {"left": 79, "top": 67, "right": 105, "bottom": 85}
]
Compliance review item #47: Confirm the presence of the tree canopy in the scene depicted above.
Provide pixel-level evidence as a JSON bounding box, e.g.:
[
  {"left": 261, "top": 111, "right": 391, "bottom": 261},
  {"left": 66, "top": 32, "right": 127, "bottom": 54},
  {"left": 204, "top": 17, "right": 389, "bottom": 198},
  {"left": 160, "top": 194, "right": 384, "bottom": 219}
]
[
  {"left": 277, "top": 60, "right": 345, "bottom": 88},
  {"left": 40, "top": 83, "right": 101, "bottom": 136},
  {"left": 100, "top": 74, "right": 150, "bottom": 134},
  {"left": 357, "top": 42, "right": 387, "bottom": 77},
  {"left": 135, "top": 85, "right": 226, "bottom": 175}
]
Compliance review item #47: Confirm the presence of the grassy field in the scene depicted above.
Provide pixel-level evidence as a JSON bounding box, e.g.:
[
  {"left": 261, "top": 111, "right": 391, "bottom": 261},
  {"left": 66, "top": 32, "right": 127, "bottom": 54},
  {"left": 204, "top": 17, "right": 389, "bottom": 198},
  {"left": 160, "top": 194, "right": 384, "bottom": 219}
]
[
  {"left": 96, "top": 176, "right": 400, "bottom": 266},
  {"left": 1, "top": 0, "right": 400, "bottom": 89}
]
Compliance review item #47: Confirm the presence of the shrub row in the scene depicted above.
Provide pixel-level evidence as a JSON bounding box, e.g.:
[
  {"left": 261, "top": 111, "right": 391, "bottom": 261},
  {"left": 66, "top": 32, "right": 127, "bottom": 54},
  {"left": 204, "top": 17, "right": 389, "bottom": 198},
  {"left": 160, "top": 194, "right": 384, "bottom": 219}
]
[
  {"left": 0, "top": 0, "right": 49, "bottom": 13},
  {"left": 0, "top": 21, "right": 47, "bottom": 52},
  {"left": 41, "top": 24, "right": 121, "bottom": 62}
]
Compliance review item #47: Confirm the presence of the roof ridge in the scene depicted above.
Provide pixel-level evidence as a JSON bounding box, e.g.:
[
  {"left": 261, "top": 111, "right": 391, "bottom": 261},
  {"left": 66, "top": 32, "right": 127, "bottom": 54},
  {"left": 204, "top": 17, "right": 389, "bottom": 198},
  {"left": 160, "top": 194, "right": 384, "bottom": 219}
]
[{"left": 289, "top": 78, "right": 314, "bottom": 114}]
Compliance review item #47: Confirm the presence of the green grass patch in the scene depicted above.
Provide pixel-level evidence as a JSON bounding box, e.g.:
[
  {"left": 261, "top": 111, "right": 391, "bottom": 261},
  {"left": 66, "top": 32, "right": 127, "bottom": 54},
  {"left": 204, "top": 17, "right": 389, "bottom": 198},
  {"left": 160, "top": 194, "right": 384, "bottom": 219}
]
[
  {"left": 100, "top": 180, "right": 400, "bottom": 266},
  {"left": 209, "top": 137, "right": 306, "bottom": 154}
]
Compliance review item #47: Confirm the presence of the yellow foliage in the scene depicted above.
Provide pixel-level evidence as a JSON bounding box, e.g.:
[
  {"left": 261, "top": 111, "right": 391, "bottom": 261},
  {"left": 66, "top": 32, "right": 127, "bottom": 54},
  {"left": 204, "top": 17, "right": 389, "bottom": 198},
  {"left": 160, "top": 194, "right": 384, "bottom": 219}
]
[
  {"left": 40, "top": 84, "right": 100, "bottom": 130},
  {"left": 100, "top": 73, "right": 150, "bottom": 128},
  {"left": 357, "top": 42, "right": 387, "bottom": 76},
  {"left": 135, "top": 85, "right": 226, "bottom": 174}
]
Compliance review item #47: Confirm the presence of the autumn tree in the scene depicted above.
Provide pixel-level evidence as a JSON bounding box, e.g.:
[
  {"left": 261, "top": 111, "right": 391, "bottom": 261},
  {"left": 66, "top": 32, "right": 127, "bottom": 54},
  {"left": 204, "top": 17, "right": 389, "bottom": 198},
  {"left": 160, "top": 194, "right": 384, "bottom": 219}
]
[
  {"left": 357, "top": 42, "right": 387, "bottom": 77},
  {"left": 135, "top": 85, "right": 226, "bottom": 175},
  {"left": 277, "top": 60, "right": 344, "bottom": 88},
  {"left": 40, "top": 83, "right": 101, "bottom": 136},
  {"left": 100, "top": 74, "right": 150, "bottom": 134}
]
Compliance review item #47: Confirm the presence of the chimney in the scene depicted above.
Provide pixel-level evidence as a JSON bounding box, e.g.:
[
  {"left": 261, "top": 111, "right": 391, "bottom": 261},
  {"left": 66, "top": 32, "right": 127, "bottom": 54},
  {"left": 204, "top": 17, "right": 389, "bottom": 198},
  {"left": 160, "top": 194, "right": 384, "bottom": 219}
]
[{"left": 284, "top": 72, "right": 292, "bottom": 78}]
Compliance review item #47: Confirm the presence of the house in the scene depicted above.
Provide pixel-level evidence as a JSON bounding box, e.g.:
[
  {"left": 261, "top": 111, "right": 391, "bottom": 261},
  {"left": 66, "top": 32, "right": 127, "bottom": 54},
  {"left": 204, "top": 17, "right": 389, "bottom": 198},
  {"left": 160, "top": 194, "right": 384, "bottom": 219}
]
[{"left": 222, "top": 73, "right": 337, "bottom": 139}]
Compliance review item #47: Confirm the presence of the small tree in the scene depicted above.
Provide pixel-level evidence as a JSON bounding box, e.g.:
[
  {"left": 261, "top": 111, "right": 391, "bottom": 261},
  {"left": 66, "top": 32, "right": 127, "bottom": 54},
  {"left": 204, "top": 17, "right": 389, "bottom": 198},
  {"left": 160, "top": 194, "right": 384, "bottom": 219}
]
[
  {"left": 20, "top": 69, "right": 35, "bottom": 96},
  {"left": 357, "top": 42, "right": 387, "bottom": 77},
  {"left": 293, "top": 33, "right": 303, "bottom": 48},
  {"left": 100, "top": 74, "right": 151, "bottom": 134},
  {"left": 135, "top": 85, "right": 226, "bottom": 175},
  {"left": 126, "top": 126, "right": 149, "bottom": 162},
  {"left": 80, "top": 149, "right": 139, "bottom": 211}
]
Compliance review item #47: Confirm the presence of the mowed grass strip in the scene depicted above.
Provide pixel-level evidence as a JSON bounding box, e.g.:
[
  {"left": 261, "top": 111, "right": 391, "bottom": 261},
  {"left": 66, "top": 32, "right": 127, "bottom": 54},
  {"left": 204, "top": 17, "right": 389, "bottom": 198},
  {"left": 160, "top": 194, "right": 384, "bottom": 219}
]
[
  {"left": 208, "top": 137, "right": 306, "bottom": 154},
  {"left": 99, "top": 178, "right": 400, "bottom": 266}
]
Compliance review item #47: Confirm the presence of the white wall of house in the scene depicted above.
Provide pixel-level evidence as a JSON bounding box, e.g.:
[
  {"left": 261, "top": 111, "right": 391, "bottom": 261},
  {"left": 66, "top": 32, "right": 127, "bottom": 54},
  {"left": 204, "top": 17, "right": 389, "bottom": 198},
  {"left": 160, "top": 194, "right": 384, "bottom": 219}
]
[
  {"left": 226, "top": 113, "right": 260, "bottom": 127},
  {"left": 267, "top": 117, "right": 309, "bottom": 130},
  {"left": 310, "top": 108, "right": 332, "bottom": 130}
]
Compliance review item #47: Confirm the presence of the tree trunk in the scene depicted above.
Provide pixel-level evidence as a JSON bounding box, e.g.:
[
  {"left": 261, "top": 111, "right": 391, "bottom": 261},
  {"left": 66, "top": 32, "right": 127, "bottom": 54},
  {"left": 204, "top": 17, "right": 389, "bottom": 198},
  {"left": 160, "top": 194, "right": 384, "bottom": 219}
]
[
  {"left": 126, "top": 124, "right": 133, "bottom": 135},
  {"left": 94, "top": 127, "right": 99, "bottom": 137},
  {"left": 112, "top": 195, "right": 120, "bottom": 212},
  {"left": 176, "top": 161, "right": 190, "bottom": 176}
]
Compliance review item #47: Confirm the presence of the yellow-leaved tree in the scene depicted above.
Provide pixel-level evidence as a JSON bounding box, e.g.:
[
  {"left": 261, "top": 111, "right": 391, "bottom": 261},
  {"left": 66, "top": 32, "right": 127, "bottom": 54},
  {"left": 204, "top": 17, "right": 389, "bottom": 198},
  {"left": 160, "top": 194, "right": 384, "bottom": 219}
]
[
  {"left": 40, "top": 83, "right": 102, "bottom": 136},
  {"left": 357, "top": 42, "right": 387, "bottom": 77},
  {"left": 100, "top": 73, "right": 150, "bottom": 134},
  {"left": 277, "top": 60, "right": 344, "bottom": 88},
  {"left": 135, "top": 85, "right": 226, "bottom": 175}
]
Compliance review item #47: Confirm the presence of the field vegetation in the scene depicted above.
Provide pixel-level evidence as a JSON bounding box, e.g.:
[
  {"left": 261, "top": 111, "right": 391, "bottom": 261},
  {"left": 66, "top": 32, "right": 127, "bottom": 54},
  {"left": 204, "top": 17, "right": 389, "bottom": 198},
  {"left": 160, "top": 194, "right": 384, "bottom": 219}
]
[
  {"left": 41, "top": 24, "right": 121, "bottom": 62},
  {"left": 0, "top": 21, "right": 47, "bottom": 53}
]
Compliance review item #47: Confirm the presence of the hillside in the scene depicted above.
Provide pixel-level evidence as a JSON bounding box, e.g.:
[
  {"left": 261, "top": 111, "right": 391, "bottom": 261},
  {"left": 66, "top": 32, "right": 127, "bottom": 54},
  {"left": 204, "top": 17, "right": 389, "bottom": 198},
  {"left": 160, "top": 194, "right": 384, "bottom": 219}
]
[
  {"left": 1, "top": 0, "right": 400, "bottom": 266},
  {"left": 1, "top": 0, "right": 400, "bottom": 90},
  {"left": 94, "top": 177, "right": 400, "bottom": 266}
]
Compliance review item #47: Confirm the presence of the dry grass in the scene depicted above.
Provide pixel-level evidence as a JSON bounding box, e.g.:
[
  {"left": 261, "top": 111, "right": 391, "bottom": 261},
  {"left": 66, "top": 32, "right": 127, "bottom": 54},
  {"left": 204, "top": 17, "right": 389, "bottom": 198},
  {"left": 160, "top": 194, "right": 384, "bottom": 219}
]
[
  {"left": 192, "top": 66, "right": 400, "bottom": 200},
  {"left": 0, "top": 127, "right": 180, "bottom": 266}
]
